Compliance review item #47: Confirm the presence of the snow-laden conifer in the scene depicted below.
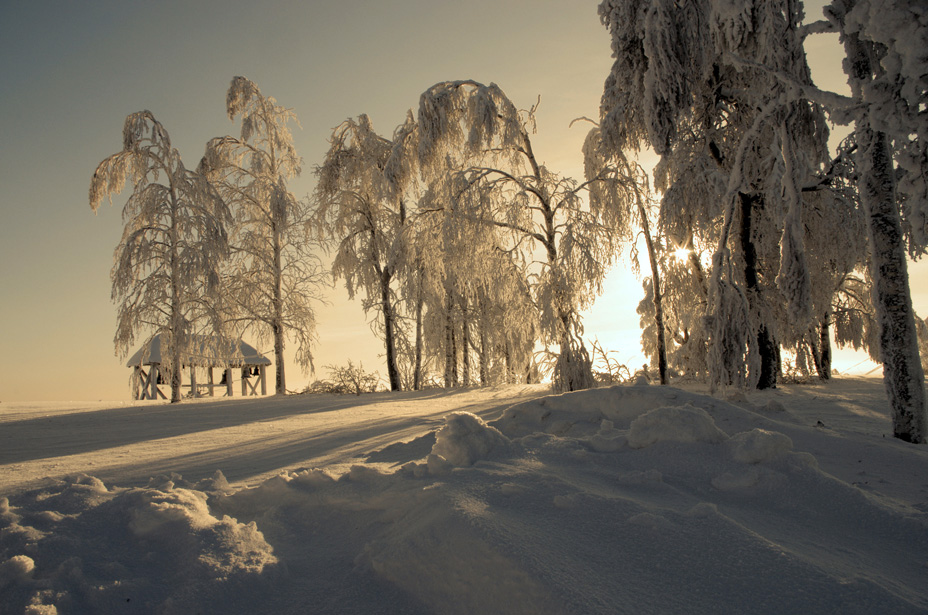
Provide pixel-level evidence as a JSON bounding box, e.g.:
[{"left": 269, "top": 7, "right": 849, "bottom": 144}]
[{"left": 90, "top": 111, "right": 230, "bottom": 403}]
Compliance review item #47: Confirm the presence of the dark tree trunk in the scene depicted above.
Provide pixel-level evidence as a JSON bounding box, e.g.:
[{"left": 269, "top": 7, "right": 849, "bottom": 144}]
[
  {"left": 818, "top": 312, "right": 832, "bottom": 381},
  {"left": 381, "top": 272, "right": 401, "bottom": 392},
  {"left": 739, "top": 192, "right": 778, "bottom": 390},
  {"left": 413, "top": 266, "right": 423, "bottom": 391},
  {"left": 461, "top": 295, "right": 471, "bottom": 386},
  {"left": 272, "top": 224, "right": 286, "bottom": 395},
  {"left": 478, "top": 297, "right": 489, "bottom": 386},
  {"left": 639, "top": 202, "right": 668, "bottom": 384},
  {"left": 444, "top": 286, "right": 454, "bottom": 388}
]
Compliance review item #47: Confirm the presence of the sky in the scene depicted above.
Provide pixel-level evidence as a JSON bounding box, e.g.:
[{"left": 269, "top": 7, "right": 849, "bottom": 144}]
[{"left": 1, "top": 0, "right": 925, "bottom": 402}]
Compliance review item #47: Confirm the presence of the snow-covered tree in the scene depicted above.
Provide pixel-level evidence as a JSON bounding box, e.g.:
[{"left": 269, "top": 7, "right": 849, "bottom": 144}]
[
  {"left": 200, "top": 77, "right": 325, "bottom": 395},
  {"left": 583, "top": 124, "right": 670, "bottom": 383},
  {"left": 90, "top": 111, "right": 230, "bottom": 403},
  {"left": 314, "top": 115, "right": 408, "bottom": 391},
  {"left": 417, "top": 81, "right": 625, "bottom": 391},
  {"left": 636, "top": 242, "right": 712, "bottom": 380},
  {"left": 410, "top": 175, "right": 538, "bottom": 388},
  {"left": 598, "top": 0, "right": 831, "bottom": 390},
  {"left": 599, "top": 0, "right": 927, "bottom": 441},
  {"left": 789, "top": 136, "right": 870, "bottom": 379},
  {"left": 815, "top": 0, "right": 928, "bottom": 442}
]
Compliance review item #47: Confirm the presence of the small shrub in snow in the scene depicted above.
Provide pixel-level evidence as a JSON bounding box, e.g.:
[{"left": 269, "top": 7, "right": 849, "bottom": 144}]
[
  {"left": 305, "top": 361, "right": 382, "bottom": 395},
  {"left": 627, "top": 404, "right": 728, "bottom": 448}
]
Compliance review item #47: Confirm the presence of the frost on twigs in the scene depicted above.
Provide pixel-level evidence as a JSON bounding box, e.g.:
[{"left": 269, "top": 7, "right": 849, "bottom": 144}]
[{"left": 417, "top": 81, "right": 522, "bottom": 179}]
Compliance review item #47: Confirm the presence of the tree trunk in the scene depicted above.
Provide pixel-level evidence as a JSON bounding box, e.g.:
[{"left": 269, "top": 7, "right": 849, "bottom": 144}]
[
  {"left": 739, "top": 192, "right": 778, "bottom": 389},
  {"left": 859, "top": 126, "right": 926, "bottom": 442},
  {"left": 504, "top": 341, "right": 514, "bottom": 384},
  {"left": 273, "top": 322, "right": 285, "bottom": 394},
  {"left": 638, "top": 201, "right": 668, "bottom": 385},
  {"left": 461, "top": 294, "right": 471, "bottom": 386},
  {"left": 272, "top": 224, "right": 286, "bottom": 394},
  {"left": 450, "top": 322, "right": 459, "bottom": 387},
  {"left": 381, "top": 272, "right": 401, "bottom": 391},
  {"left": 841, "top": 26, "right": 926, "bottom": 443},
  {"left": 819, "top": 312, "right": 832, "bottom": 381},
  {"left": 414, "top": 271, "right": 423, "bottom": 391},
  {"left": 444, "top": 286, "right": 454, "bottom": 388},
  {"left": 169, "top": 191, "right": 183, "bottom": 404},
  {"left": 478, "top": 296, "right": 489, "bottom": 386}
]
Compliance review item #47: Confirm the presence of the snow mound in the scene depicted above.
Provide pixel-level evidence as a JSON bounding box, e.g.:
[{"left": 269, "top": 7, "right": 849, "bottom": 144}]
[
  {"left": 0, "top": 474, "right": 277, "bottom": 614},
  {"left": 728, "top": 428, "right": 793, "bottom": 464},
  {"left": 627, "top": 403, "right": 729, "bottom": 448},
  {"left": 493, "top": 385, "right": 753, "bottom": 439},
  {"left": 430, "top": 411, "right": 513, "bottom": 467}
]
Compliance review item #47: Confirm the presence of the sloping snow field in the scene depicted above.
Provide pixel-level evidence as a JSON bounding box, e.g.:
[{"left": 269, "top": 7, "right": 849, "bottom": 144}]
[{"left": 1, "top": 378, "right": 926, "bottom": 614}]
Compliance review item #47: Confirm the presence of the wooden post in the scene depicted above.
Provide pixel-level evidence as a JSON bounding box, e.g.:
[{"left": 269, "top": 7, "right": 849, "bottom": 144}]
[
  {"left": 260, "top": 365, "right": 267, "bottom": 395},
  {"left": 226, "top": 368, "right": 233, "bottom": 397},
  {"left": 150, "top": 364, "right": 160, "bottom": 400},
  {"left": 132, "top": 366, "right": 141, "bottom": 400},
  {"left": 208, "top": 367, "right": 214, "bottom": 397},
  {"left": 190, "top": 365, "right": 197, "bottom": 398},
  {"left": 241, "top": 368, "right": 247, "bottom": 397}
]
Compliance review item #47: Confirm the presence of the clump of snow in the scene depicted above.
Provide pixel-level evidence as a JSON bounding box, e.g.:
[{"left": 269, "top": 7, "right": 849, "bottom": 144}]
[
  {"left": 762, "top": 399, "right": 787, "bottom": 413},
  {"left": 0, "top": 554, "right": 35, "bottom": 585},
  {"left": 728, "top": 428, "right": 793, "bottom": 464},
  {"left": 0, "top": 476, "right": 276, "bottom": 614},
  {"left": 430, "top": 411, "right": 513, "bottom": 467},
  {"left": 587, "top": 419, "right": 626, "bottom": 452},
  {"left": 626, "top": 403, "right": 729, "bottom": 448}
]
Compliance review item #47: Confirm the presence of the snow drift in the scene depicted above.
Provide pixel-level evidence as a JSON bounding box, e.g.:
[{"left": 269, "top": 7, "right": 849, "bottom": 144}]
[{"left": 2, "top": 382, "right": 927, "bottom": 614}]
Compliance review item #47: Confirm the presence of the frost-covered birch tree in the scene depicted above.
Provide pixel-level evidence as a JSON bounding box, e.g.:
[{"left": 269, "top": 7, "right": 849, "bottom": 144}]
[
  {"left": 789, "top": 136, "right": 870, "bottom": 379},
  {"left": 583, "top": 124, "right": 670, "bottom": 384},
  {"left": 411, "top": 174, "right": 538, "bottom": 388},
  {"left": 313, "top": 115, "right": 408, "bottom": 391},
  {"left": 90, "top": 111, "right": 230, "bottom": 403},
  {"left": 200, "top": 77, "right": 324, "bottom": 395},
  {"left": 821, "top": 0, "right": 928, "bottom": 442},
  {"left": 417, "top": 81, "right": 623, "bottom": 391}
]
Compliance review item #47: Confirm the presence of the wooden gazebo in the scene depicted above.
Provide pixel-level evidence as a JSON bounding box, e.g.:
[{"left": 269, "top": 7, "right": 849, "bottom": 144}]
[{"left": 126, "top": 333, "right": 271, "bottom": 400}]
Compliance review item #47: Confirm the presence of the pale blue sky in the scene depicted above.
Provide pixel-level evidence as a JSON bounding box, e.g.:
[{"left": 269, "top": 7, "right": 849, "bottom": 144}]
[{"left": 0, "top": 1, "right": 919, "bottom": 401}]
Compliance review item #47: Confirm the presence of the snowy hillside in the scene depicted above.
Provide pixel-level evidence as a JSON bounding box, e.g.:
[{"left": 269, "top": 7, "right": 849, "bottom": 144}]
[{"left": 1, "top": 379, "right": 926, "bottom": 614}]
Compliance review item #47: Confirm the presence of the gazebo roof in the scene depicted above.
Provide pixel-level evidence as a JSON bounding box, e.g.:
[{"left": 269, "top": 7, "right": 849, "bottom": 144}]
[{"left": 126, "top": 333, "right": 271, "bottom": 368}]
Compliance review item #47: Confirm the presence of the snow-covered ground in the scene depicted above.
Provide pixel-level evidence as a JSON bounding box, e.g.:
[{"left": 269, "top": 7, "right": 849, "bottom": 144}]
[{"left": 1, "top": 378, "right": 926, "bottom": 614}]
